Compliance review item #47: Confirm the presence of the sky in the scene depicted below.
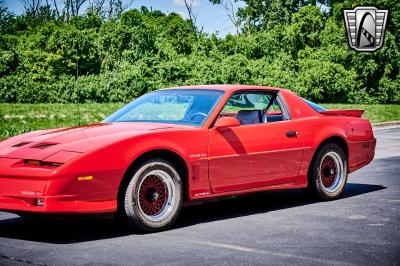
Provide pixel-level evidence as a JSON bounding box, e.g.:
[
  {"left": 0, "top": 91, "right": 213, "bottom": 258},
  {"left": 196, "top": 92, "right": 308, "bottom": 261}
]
[{"left": 3, "top": 0, "right": 245, "bottom": 36}]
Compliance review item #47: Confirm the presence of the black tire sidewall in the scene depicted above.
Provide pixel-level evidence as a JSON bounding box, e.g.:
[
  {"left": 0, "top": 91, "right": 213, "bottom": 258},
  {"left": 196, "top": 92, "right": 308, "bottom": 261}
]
[
  {"left": 309, "top": 143, "right": 348, "bottom": 200},
  {"left": 122, "top": 159, "right": 182, "bottom": 232}
]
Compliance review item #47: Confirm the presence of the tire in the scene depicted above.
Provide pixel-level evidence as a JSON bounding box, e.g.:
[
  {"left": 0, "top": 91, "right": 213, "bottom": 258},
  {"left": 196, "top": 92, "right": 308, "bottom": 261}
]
[
  {"left": 307, "top": 143, "right": 348, "bottom": 200},
  {"left": 119, "top": 159, "right": 183, "bottom": 232}
]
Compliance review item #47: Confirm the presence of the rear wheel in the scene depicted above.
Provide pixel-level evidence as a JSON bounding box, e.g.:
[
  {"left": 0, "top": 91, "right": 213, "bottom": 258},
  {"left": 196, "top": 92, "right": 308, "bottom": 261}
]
[
  {"left": 307, "top": 143, "right": 347, "bottom": 200},
  {"left": 120, "top": 159, "right": 182, "bottom": 232}
]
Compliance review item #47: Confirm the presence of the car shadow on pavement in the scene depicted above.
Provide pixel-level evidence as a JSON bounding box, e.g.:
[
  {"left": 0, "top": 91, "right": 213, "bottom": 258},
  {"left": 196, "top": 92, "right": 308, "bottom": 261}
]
[
  {"left": 173, "top": 183, "right": 386, "bottom": 229},
  {"left": 0, "top": 183, "right": 386, "bottom": 244}
]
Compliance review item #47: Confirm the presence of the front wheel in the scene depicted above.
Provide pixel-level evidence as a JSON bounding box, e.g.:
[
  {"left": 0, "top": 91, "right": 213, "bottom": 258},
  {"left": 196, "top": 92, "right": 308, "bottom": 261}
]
[
  {"left": 307, "top": 143, "right": 348, "bottom": 200},
  {"left": 120, "top": 159, "right": 182, "bottom": 232}
]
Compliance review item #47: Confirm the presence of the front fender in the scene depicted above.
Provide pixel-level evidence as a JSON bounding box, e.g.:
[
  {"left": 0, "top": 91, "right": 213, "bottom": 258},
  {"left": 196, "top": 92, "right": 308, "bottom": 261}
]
[{"left": 59, "top": 128, "right": 209, "bottom": 199}]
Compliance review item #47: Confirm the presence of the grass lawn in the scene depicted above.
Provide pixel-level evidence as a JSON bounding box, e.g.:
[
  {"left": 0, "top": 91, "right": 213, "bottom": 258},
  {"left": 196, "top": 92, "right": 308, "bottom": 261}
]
[
  {"left": 0, "top": 103, "right": 399, "bottom": 140},
  {"left": 0, "top": 103, "right": 123, "bottom": 140},
  {"left": 320, "top": 104, "right": 400, "bottom": 124}
]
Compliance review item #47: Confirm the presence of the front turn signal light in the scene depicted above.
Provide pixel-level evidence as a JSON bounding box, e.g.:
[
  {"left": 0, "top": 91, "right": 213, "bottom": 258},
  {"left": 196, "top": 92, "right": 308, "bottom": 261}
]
[{"left": 77, "top": 176, "right": 94, "bottom": 181}]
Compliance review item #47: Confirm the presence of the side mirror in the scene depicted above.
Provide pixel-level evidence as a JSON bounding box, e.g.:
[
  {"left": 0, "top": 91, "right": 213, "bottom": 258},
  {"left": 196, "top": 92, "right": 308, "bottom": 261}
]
[{"left": 214, "top": 116, "right": 241, "bottom": 130}]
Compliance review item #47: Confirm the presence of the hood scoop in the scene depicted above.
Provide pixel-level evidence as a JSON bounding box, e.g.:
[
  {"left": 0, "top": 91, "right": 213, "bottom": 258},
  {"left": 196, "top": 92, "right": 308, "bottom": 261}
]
[
  {"left": 12, "top": 141, "right": 32, "bottom": 147},
  {"left": 30, "top": 142, "right": 59, "bottom": 149}
]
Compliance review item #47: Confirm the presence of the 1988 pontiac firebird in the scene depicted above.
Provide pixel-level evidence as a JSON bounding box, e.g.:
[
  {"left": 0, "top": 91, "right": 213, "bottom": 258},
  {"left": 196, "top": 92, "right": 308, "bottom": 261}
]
[{"left": 0, "top": 85, "right": 376, "bottom": 232}]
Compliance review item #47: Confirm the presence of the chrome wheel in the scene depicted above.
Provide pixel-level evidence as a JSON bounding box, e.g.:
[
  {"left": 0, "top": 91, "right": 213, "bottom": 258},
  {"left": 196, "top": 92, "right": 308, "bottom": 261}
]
[
  {"left": 137, "top": 170, "right": 175, "bottom": 222},
  {"left": 319, "top": 151, "right": 345, "bottom": 193}
]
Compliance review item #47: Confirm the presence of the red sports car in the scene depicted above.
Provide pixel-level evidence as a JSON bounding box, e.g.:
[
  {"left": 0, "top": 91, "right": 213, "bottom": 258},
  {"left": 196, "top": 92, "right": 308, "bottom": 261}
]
[{"left": 0, "top": 85, "right": 376, "bottom": 231}]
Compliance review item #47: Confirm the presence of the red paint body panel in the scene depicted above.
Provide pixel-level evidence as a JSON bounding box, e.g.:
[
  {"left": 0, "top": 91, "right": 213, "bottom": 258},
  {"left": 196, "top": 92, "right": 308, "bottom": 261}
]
[
  {"left": 208, "top": 120, "right": 304, "bottom": 192},
  {"left": 0, "top": 85, "right": 376, "bottom": 214}
]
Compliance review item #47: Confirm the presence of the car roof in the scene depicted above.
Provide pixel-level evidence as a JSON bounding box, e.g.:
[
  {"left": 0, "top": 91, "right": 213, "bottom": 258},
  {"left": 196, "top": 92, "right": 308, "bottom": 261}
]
[{"left": 160, "top": 84, "right": 287, "bottom": 93}]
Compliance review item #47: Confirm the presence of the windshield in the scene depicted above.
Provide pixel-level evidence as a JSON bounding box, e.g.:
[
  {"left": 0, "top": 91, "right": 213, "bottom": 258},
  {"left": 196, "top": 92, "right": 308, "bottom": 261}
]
[
  {"left": 302, "top": 98, "right": 327, "bottom": 112},
  {"left": 104, "top": 89, "right": 224, "bottom": 126}
]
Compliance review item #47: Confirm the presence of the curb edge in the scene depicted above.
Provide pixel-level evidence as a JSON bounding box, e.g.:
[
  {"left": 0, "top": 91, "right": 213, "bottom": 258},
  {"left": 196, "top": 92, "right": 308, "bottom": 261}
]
[{"left": 372, "top": 120, "right": 400, "bottom": 129}]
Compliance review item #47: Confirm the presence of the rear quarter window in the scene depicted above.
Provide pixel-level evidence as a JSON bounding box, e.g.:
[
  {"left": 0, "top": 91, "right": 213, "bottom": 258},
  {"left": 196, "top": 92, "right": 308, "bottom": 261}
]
[{"left": 302, "top": 98, "right": 327, "bottom": 112}]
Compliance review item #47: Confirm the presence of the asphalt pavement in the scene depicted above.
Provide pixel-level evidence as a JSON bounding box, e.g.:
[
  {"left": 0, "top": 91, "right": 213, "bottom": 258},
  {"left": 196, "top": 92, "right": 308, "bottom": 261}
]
[{"left": 0, "top": 127, "right": 399, "bottom": 266}]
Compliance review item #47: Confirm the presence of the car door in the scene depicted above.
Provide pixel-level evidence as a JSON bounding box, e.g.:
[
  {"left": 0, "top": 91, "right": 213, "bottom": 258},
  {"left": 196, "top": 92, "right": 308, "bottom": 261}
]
[{"left": 208, "top": 90, "right": 304, "bottom": 193}]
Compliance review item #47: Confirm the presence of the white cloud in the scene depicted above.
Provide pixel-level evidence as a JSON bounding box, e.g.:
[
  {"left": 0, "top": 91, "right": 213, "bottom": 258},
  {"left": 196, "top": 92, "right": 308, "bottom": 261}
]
[
  {"left": 175, "top": 11, "right": 190, "bottom": 19},
  {"left": 173, "top": 0, "right": 201, "bottom": 7}
]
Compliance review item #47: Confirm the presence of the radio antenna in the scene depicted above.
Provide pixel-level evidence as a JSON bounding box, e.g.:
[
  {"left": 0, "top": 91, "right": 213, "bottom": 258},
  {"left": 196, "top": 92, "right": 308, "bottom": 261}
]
[{"left": 75, "top": 40, "right": 81, "bottom": 127}]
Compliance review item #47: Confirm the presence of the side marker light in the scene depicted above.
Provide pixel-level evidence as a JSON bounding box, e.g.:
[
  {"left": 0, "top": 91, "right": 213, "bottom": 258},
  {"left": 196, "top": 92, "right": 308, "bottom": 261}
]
[{"left": 77, "top": 176, "right": 94, "bottom": 181}]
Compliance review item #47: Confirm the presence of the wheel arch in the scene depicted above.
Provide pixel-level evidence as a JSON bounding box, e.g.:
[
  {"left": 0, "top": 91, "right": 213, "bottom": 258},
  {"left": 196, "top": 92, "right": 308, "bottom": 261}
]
[
  {"left": 117, "top": 149, "right": 190, "bottom": 209},
  {"left": 309, "top": 135, "right": 349, "bottom": 176},
  {"left": 318, "top": 136, "right": 348, "bottom": 158}
]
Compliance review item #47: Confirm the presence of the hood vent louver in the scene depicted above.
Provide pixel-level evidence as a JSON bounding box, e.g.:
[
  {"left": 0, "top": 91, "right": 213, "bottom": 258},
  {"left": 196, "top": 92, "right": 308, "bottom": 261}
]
[
  {"left": 31, "top": 142, "right": 59, "bottom": 149},
  {"left": 12, "top": 141, "right": 32, "bottom": 147}
]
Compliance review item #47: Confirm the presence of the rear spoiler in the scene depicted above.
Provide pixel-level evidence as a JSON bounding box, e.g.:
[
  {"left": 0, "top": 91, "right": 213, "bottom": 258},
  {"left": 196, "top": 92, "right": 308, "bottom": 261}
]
[{"left": 320, "top": 109, "right": 364, "bottom": 118}]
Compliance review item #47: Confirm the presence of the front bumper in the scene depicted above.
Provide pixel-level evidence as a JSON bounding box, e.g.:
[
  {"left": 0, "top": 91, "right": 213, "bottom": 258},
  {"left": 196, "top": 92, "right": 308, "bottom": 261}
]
[
  {"left": 0, "top": 176, "right": 117, "bottom": 214},
  {"left": 0, "top": 158, "right": 117, "bottom": 214}
]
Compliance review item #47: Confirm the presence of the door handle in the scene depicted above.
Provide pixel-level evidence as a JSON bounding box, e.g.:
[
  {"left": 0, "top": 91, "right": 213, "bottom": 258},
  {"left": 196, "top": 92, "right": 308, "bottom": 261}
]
[{"left": 285, "top": 131, "right": 298, "bottom": 138}]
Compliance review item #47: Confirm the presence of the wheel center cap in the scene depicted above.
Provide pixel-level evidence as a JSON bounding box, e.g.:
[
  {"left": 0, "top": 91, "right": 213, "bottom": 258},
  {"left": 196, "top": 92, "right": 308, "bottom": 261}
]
[{"left": 152, "top": 192, "right": 160, "bottom": 201}]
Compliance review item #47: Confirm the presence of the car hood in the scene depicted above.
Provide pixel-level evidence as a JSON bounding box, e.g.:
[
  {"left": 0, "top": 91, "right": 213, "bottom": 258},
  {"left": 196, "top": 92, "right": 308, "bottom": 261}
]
[{"left": 0, "top": 122, "right": 192, "bottom": 160}]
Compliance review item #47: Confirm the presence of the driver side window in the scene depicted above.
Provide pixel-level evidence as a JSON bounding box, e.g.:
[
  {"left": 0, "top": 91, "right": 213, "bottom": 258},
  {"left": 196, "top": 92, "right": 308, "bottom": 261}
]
[{"left": 220, "top": 91, "right": 285, "bottom": 125}]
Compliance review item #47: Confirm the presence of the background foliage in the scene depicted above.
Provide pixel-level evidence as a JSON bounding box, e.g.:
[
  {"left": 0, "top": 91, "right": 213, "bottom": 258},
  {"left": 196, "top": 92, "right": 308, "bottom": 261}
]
[
  {"left": 1, "top": 102, "right": 398, "bottom": 139},
  {"left": 0, "top": 0, "right": 399, "bottom": 104}
]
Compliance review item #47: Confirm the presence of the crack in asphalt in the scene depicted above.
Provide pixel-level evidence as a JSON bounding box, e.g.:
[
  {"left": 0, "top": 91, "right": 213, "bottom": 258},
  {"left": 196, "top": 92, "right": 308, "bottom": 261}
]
[
  {"left": 193, "top": 240, "right": 357, "bottom": 266},
  {"left": 0, "top": 254, "right": 48, "bottom": 266}
]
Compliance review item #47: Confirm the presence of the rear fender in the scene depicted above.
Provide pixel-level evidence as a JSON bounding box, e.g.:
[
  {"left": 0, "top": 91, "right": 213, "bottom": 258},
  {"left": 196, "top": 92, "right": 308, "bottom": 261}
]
[{"left": 299, "top": 125, "right": 348, "bottom": 177}]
